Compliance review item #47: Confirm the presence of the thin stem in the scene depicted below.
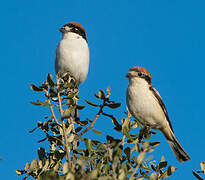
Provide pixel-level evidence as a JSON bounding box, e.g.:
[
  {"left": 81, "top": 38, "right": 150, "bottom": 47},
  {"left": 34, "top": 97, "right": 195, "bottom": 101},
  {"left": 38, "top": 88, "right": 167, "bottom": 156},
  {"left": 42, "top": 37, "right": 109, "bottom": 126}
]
[
  {"left": 129, "top": 150, "right": 146, "bottom": 180},
  {"left": 129, "top": 164, "right": 140, "bottom": 180},
  {"left": 45, "top": 90, "right": 60, "bottom": 125},
  {"left": 76, "top": 101, "right": 105, "bottom": 140},
  {"left": 76, "top": 113, "right": 100, "bottom": 139},
  {"left": 57, "top": 79, "right": 71, "bottom": 168},
  {"left": 121, "top": 135, "right": 126, "bottom": 146}
]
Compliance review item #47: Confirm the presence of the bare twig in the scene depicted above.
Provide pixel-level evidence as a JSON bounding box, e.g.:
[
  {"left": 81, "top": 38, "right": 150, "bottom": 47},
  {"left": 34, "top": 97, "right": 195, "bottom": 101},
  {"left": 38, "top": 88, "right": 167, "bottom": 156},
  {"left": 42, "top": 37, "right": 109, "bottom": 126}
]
[
  {"left": 75, "top": 100, "right": 105, "bottom": 140},
  {"left": 44, "top": 90, "right": 60, "bottom": 125},
  {"left": 57, "top": 78, "right": 71, "bottom": 168},
  {"left": 76, "top": 111, "right": 101, "bottom": 139},
  {"left": 75, "top": 91, "right": 111, "bottom": 139}
]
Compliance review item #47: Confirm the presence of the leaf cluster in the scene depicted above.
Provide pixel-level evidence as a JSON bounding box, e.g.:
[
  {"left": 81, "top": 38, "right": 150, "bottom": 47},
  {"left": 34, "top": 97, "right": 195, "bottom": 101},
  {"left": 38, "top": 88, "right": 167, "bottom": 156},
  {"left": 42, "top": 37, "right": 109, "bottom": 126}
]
[{"left": 16, "top": 73, "right": 176, "bottom": 180}]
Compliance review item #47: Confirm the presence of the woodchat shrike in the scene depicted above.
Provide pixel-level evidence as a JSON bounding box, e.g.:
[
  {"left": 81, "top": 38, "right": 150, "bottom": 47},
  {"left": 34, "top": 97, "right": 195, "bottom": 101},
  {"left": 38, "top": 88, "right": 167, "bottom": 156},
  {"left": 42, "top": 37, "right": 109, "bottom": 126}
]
[
  {"left": 55, "top": 22, "right": 89, "bottom": 85},
  {"left": 126, "top": 66, "right": 190, "bottom": 162}
]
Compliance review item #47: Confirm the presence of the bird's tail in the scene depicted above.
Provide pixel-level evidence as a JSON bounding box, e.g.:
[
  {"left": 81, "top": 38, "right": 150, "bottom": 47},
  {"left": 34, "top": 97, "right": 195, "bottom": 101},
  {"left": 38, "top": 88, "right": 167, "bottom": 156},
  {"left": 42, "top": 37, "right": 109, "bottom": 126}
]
[{"left": 162, "top": 128, "right": 191, "bottom": 163}]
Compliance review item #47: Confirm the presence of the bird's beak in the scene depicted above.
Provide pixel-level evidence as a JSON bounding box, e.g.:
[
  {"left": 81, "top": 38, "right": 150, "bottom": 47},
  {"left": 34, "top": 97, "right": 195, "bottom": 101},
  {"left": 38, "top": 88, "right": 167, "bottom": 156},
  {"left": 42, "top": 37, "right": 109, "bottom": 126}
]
[
  {"left": 125, "top": 73, "right": 130, "bottom": 78},
  {"left": 59, "top": 27, "right": 66, "bottom": 33}
]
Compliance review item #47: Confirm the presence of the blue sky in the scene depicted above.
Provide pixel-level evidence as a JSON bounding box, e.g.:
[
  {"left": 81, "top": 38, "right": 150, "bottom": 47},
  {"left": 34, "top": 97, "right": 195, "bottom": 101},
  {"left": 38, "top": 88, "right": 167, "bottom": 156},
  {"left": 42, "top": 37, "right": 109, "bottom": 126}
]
[{"left": 0, "top": 0, "right": 205, "bottom": 179}]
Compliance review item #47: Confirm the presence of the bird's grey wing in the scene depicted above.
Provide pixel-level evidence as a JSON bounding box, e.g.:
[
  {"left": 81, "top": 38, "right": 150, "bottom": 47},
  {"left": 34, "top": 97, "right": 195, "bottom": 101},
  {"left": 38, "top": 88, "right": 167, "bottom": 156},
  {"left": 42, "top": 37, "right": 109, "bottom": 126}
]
[{"left": 149, "top": 86, "right": 174, "bottom": 132}]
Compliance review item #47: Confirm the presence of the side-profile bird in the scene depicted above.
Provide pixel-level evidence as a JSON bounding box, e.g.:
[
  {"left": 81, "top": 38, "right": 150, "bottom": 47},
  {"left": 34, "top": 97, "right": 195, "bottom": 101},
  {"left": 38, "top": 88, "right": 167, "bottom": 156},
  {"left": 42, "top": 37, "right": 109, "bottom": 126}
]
[
  {"left": 126, "top": 66, "right": 190, "bottom": 162},
  {"left": 55, "top": 22, "right": 89, "bottom": 85}
]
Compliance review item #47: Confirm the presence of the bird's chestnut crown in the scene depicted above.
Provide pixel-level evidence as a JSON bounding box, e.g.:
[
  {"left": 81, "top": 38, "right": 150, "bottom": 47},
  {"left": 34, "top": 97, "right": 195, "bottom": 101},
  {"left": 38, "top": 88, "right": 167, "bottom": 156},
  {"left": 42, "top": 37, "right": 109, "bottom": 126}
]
[
  {"left": 59, "top": 22, "right": 87, "bottom": 41},
  {"left": 127, "top": 66, "right": 152, "bottom": 85}
]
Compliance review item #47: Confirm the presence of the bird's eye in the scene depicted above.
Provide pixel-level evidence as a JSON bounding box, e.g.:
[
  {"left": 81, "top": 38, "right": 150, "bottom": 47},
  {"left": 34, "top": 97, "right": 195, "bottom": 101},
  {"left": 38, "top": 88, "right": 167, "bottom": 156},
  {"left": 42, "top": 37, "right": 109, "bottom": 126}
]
[
  {"left": 138, "top": 72, "right": 142, "bottom": 77},
  {"left": 74, "top": 27, "right": 79, "bottom": 31}
]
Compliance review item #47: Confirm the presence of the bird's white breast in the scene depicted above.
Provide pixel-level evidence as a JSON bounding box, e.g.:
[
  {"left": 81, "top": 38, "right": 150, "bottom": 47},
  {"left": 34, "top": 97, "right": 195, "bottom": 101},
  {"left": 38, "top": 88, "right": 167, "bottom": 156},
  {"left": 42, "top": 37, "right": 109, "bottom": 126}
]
[
  {"left": 126, "top": 80, "right": 168, "bottom": 129},
  {"left": 55, "top": 34, "right": 89, "bottom": 84}
]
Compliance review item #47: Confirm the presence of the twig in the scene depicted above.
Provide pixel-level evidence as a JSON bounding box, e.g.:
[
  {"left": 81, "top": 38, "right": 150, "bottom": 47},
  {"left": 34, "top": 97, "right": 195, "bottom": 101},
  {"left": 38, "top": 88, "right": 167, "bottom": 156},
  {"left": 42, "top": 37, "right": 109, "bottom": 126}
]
[
  {"left": 44, "top": 90, "right": 60, "bottom": 125},
  {"left": 129, "top": 146, "right": 147, "bottom": 180},
  {"left": 121, "top": 135, "right": 126, "bottom": 146},
  {"left": 76, "top": 111, "right": 101, "bottom": 139},
  {"left": 76, "top": 93, "right": 111, "bottom": 139},
  {"left": 129, "top": 164, "right": 140, "bottom": 180},
  {"left": 75, "top": 101, "right": 105, "bottom": 140},
  {"left": 57, "top": 78, "right": 71, "bottom": 168}
]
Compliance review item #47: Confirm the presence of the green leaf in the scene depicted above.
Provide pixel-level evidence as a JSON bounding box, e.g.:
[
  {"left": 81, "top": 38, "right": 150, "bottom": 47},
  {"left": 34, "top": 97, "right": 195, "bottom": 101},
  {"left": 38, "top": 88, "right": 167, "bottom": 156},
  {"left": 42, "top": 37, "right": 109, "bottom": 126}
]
[
  {"left": 62, "top": 106, "right": 75, "bottom": 119},
  {"left": 37, "top": 137, "right": 47, "bottom": 143},
  {"left": 38, "top": 147, "right": 46, "bottom": 160},
  {"left": 75, "top": 126, "right": 82, "bottom": 133},
  {"left": 151, "top": 164, "right": 156, "bottom": 171},
  {"left": 63, "top": 162, "right": 69, "bottom": 174},
  {"left": 30, "top": 101, "right": 42, "bottom": 106},
  {"left": 119, "top": 169, "right": 126, "bottom": 180},
  {"left": 130, "top": 122, "right": 138, "bottom": 129},
  {"left": 192, "top": 171, "right": 204, "bottom": 180},
  {"left": 167, "top": 165, "right": 177, "bottom": 176},
  {"left": 63, "top": 82, "right": 73, "bottom": 89},
  {"left": 92, "top": 140, "right": 100, "bottom": 146},
  {"left": 149, "top": 172, "right": 158, "bottom": 180},
  {"left": 92, "top": 128, "right": 102, "bottom": 135},
  {"left": 97, "top": 143, "right": 106, "bottom": 152},
  {"left": 67, "top": 91, "right": 78, "bottom": 99},
  {"left": 29, "top": 159, "right": 39, "bottom": 171},
  {"left": 106, "top": 87, "right": 111, "bottom": 96},
  {"left": 85, "top": 138, "right": 94, "bottom": 153},
  {"left": 65, "top": 172, "right": 75, "bottom": 180},
  {"left": 161, "top": 155, "right": 165, "bottom": 162},
  {"left": 149, "top": 142, "right": 160, "bottom": 147},
  {"left": 105, "top": 103, "right": 121, "bottom": 109},
  {"left": 102, "top": 163, "right": 109, "bottom": 174},
  {"left": 158, "top": 161, "right": 167, "bottom": 170},
  {"left": 30, "top": 84, "right": 44, "bottom": 92},
  {"left": 85, "top": 100, "right": 99, "bottom": 107},
  {"left": 132, "top": 156, "right": 137, "bottom": 163},
  {"left": 95, "top": 89, "right": 106, "bottom": 99},
  {"left": 106, "top": 135, "right": 114, "bottom": 142},
  {"left": 123, "top": 128, "right": 131, "bottom": 138},
  {"left": 112, "top": 117, "right": 122, "bottom": 131},
  {"left": 30, "top": 100, "right": 51, "bottom": 107},
  {"left": 98, "top": 89, "right": 105, "bottom": 99},
  {"left": 122, "top": 117, "right": 131, "bottom": 138},
  {"left": 47, "top": 73, "right": 55, "bottom": 87},
  {"left": 16, "top": 170, "right": 25, "bottom": 175},
  {"left": 88, "top": 169, "right": 98, "bottom": 179},
  {"left": 24, "top": 163, "right": 29, "bottom": 171},
  {"left": 124, "top": 147, "right": 131, "bottom": 160},
  {"left": 94, "top": 94, "right": 99, "bottom": 99},
  {"left": 49, "top": 88, "right": 57, "bottom": 97},
  {"left": 76, "top": 105, "right": 85, "bottom": 110},
  {"left": 76, "top": 119, "right": 88, "bottom": 126},
  {"left": 67, "top": 134, "right": 75, "bottom": 142},
  {"left": 137, "top": 152, "right": 146, "bottom": 165}
]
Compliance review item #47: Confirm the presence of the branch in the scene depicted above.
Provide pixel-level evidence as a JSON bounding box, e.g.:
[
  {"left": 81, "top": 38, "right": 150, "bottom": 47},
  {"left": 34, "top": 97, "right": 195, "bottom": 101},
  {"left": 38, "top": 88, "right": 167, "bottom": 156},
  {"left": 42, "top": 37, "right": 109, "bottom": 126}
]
[
  {"left": 76, "top": 112, "right": 100, "bottom": 139},
  {"left": 75, "top": 103, "right": 104, "bottom": 140},
  {"left": 57, "top": 78, "right": 71, "bottom": 168},
  {"left": 45, "top": 90, "right": 60, "bottom": 125}
]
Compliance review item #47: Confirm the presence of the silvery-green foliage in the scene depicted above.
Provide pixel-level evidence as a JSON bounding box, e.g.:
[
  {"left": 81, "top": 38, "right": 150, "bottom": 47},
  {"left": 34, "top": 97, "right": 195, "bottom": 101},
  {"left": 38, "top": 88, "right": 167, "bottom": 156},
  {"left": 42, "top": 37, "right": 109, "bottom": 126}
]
[{"left": 16, "top": 73, "right": 176, "bottom": 180}]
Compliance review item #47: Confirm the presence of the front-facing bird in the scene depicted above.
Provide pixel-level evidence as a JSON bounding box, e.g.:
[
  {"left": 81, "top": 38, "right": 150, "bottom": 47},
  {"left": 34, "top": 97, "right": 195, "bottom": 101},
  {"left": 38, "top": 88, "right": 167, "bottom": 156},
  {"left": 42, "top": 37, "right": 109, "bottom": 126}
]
[
  {"left": 55, "top": 22, "right": 89, "bottom": 85},
  {"left": 126, "top": 67, "right": 190, "bottom": 162}
]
